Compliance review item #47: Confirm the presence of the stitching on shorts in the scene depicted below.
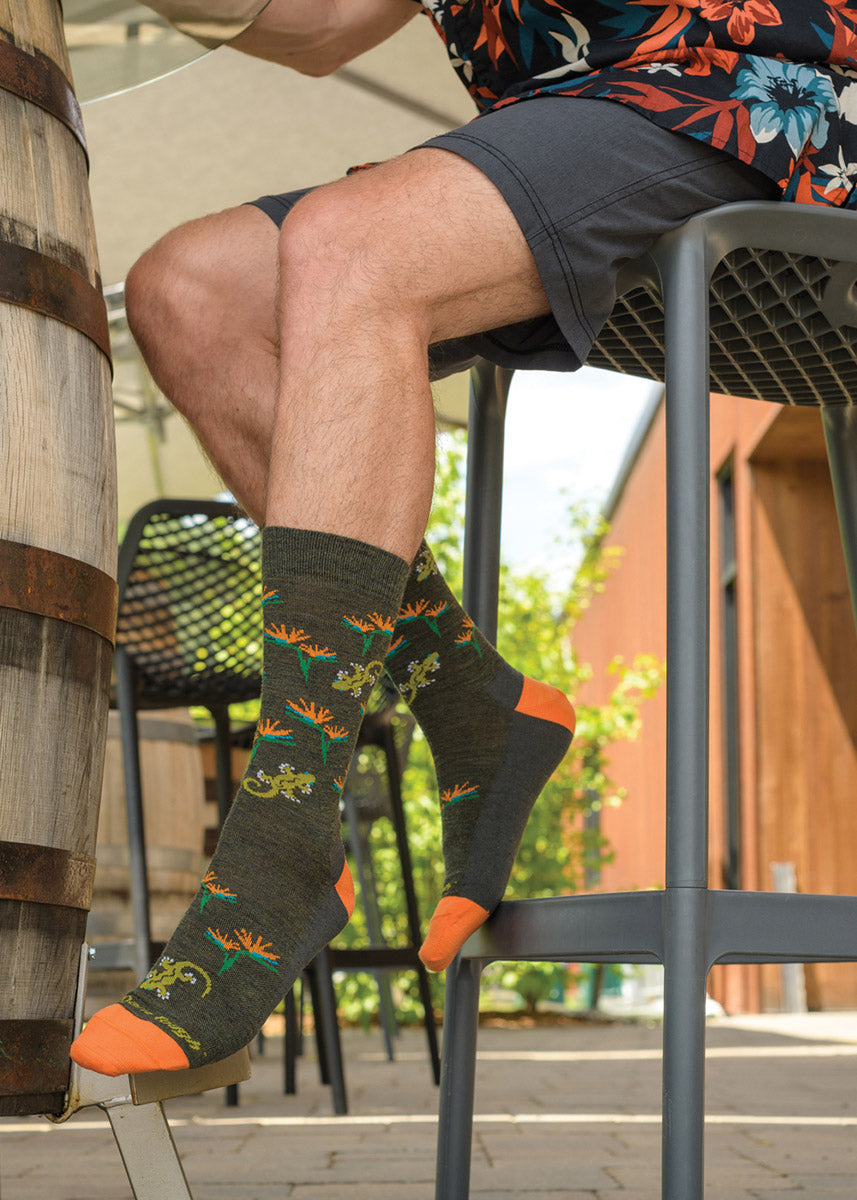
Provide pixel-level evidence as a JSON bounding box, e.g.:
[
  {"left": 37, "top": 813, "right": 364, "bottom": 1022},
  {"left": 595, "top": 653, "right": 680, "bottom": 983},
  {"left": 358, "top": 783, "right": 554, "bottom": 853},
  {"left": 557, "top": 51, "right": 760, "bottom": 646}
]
[
  {"left": 546, "top": 155, "right": 750, "bottom": 233},
  {"left": 429, "top": 129, "right": 761, "bottom": 353},
  {"left": 431, "top": 130, "right": 597, "bottom": 344}
]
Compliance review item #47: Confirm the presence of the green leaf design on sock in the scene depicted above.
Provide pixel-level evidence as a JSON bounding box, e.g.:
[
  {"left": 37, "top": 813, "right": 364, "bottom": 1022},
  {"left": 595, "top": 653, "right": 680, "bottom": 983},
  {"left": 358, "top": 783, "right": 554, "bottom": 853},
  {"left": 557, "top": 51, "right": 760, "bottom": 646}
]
[
  {"left": 249, "top": 719, "right": 294, "bottom": 763},
  {"left": 265, "top": 623, "right": 337, "bottom": 681},
  {"left": 398, "top": 598, "right": 450, "bottom": 637},
  {"left": 454, "top": 616, "right": 483, "bottom": 656},
  {"left": 206, "top": 928, "right": 281, "bottom": 976},
  {"left": 200, "top": 872, "right": 238, "bottom": 911},
  {"left": 283, "top": 698, "right": 350, "bottom": 764},
  {"left": 342, "top": 613, "right": 396, "bottom": 655}
]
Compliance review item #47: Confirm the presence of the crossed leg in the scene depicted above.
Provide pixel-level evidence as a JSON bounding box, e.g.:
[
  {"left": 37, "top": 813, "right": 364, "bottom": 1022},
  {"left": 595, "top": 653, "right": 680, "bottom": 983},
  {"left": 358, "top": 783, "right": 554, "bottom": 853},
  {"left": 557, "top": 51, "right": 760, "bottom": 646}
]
[
  {"left": 125, "top": 147, "right": 551, "bottom": 553},
  {"left": 69, "top": 147, "right": 577, "bottom": 1076}
]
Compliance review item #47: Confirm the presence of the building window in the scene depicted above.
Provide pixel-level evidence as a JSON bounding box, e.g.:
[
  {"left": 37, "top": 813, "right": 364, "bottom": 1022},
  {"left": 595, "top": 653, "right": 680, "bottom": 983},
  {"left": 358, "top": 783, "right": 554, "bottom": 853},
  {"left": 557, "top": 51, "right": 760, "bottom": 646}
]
[{"left": 718, "top": 460, "right": 741, "bottom": 890}]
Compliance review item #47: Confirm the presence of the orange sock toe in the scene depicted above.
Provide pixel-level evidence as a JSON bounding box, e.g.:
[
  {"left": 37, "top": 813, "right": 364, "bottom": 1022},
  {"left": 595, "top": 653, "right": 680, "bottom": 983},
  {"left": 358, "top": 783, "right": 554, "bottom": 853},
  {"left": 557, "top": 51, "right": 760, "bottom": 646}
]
[
  {"left": 70, "top": 1004, "right": 190, "bottom": 1077},
  {"left": 419, "top": 896, "right": 490, "bottom": 972}
]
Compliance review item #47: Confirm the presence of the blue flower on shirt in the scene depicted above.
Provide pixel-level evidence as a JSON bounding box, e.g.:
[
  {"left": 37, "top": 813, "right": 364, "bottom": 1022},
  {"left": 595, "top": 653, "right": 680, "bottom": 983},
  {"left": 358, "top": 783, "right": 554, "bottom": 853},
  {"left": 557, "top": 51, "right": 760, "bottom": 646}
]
[{"left": 733, "top": 57, "right": 838, "bottom": 157}]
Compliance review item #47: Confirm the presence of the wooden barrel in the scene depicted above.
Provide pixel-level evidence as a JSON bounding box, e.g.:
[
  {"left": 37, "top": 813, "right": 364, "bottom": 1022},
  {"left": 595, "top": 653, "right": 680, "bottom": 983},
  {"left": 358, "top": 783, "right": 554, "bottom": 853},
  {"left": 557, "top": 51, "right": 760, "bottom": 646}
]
[{"left": 0, "top": 2, "right": 116, "bottom": 1116}]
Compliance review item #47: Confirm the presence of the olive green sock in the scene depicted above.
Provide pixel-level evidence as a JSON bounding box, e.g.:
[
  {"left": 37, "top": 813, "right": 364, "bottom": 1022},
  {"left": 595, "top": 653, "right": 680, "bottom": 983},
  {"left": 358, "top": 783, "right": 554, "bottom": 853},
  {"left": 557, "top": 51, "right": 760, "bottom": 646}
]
[
  {"left": 71, "top": 527, "right": 408, "bottom": 1075},
  {"left": 386, "top": 543, "right": 576, "bottom": 970}
]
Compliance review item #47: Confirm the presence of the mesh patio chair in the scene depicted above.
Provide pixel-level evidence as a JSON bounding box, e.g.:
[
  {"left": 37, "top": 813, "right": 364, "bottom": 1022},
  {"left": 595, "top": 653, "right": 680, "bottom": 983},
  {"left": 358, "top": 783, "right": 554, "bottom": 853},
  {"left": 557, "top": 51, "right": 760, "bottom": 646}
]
[
  {"left": 91, "top": 499, "right": 263, "bottom": 984},
  {"left": 435, "top": 200, "right": 857, "bottom": 1200}
]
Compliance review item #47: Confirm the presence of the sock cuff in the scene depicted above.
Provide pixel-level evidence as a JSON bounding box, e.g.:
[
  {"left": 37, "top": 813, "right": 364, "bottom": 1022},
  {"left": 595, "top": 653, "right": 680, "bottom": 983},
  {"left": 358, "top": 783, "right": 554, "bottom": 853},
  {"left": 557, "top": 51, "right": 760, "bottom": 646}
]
[{"left": 262, "top": 527, "right": 409, "bottom": 611}]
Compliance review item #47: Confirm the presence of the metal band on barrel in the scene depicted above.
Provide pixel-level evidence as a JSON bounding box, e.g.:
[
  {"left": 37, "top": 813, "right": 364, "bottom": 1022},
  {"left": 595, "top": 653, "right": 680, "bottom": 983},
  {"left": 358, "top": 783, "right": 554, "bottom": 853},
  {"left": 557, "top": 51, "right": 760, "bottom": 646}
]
[
  {"left": 0, "top": 540, "right": 117, "bottom": 645},
  {"left": 0, "top": 842, "right": 96, "bottom": 910},
  {"left": 0, "top": 241, "right": 111, "bottom": 364},
  {"left": 0, "top": 39, "right": 87, "bottom": 160},
  {"left": 0, "top": 1020, "right": 74, "bottom": 1097}
]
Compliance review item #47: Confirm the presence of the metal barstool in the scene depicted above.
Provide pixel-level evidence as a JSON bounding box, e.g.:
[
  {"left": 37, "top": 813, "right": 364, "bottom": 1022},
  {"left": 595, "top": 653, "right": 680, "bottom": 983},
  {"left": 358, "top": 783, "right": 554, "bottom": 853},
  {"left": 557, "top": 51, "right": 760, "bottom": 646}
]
[{"left": 435, "top": 201, "right": 857, "bottom": 1200}]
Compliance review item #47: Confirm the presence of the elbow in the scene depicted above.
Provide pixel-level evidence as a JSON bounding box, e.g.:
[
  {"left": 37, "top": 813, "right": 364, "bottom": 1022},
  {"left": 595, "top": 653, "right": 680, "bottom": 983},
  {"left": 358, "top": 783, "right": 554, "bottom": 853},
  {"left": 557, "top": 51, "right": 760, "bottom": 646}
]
[
  {"left": 293, "top": 60, "right": 339, "bottom": 78},
  {"left": 292, "top": 49, "right": 351, "bottom": 77}
]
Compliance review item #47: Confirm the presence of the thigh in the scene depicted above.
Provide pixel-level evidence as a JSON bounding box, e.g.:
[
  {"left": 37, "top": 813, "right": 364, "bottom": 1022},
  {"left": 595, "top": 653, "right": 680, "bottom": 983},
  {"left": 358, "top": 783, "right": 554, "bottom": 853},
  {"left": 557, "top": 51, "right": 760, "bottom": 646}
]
[
  {"left": 252, "top": 97, "right": 777, "bottom": 373},
  {"left": 421, "top": 96, "right": 779, "bottom": 371},
  {"left": 269, "top": 147, "right": 554, "bottom": 348}
]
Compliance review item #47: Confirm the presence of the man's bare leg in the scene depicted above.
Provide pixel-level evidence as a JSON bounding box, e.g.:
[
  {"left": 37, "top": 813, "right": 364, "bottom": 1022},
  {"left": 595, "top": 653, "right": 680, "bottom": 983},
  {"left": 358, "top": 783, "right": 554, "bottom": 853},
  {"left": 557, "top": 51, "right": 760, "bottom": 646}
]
[
  {"left": 71, "top": 152, "right": 567, "bottom": 1079},
  {"left": 124, "top": 206, "right": 279, "bottom": 524},
  {"left": 125, "top": 149, "right": 550, "bottom": 549}
]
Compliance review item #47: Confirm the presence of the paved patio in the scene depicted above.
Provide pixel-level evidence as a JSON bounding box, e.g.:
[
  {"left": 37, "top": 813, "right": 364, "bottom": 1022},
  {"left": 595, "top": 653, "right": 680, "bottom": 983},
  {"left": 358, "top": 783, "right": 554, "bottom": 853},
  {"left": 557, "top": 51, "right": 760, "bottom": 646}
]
[{"left": 3, "top": 1012, "right": 857, "bottom": 1199}]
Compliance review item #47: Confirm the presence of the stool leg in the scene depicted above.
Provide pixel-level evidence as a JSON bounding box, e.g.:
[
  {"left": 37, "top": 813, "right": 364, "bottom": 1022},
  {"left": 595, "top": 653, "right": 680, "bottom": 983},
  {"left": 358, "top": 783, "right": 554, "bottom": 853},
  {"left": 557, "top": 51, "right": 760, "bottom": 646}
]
[
  {"left": 307, "top": 964, "right": 331, "bottom": 1085},
  {"left": 434, "top": 361, "right": 512, "bottom": 1197},
  {"left": 657, "top": 228, "right": 713, "bottom": 1200},
  {"left": 822, "top": 406, "right": 857, "bottom": 633},
  {"left": 208, "top": 704, "right": 240, "bottom": 1108},
  {"left": 313, "top": 946, "right": 348, "bottom": 1115},
  {"left": 114, "top": 646, "right": 153, "bottom": 983},
  {"left": 106, "top": 1100, "right": 194, "bottom": 1200},
  {"left": 383, "top": 720, "right": 441, "bottom": 1085},
  {"left": 661, "top": 889, "right": 709, "bottom": 1199},
  {"left": 435, "top": 956, "right": 482, "bottom": 1200},
  {"left": 284, "top": 987, "right": 298, "bottom": 1094},
  {"left": 342, "top": 788, "right": 398, "bottom": 1061},
  {"left": 462, "top": 362, "right": 513, "bottom": 639}
]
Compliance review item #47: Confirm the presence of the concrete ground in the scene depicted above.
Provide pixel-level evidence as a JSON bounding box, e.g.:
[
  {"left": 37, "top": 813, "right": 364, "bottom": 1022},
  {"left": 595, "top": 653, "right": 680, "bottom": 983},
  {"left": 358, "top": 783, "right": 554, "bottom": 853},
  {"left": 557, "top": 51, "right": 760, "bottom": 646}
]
[{"left": 3, "top": 1011, "right": 857, "bottom": 1199}]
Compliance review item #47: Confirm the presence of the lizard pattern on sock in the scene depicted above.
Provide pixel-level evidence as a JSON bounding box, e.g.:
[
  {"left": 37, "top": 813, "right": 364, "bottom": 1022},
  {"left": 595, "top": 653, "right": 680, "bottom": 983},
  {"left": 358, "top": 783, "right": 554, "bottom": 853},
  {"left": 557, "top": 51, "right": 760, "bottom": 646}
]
[
  {"left": 386, "top": 543, "right": 575, "bottom": 970},
  {"left": 71, "top": 528, "right": 408, "bottom": 1075}
]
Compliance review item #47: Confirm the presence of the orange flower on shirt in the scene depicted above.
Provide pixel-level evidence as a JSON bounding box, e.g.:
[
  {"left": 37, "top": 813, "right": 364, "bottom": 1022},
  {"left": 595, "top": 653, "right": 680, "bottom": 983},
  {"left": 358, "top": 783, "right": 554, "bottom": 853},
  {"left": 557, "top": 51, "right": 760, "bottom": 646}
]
[
  {"left": 678, "top": 32, "right": 739, "bottom": 75},
  {"left": 692, "top": 0, "right": 782, "bottom": 46}
]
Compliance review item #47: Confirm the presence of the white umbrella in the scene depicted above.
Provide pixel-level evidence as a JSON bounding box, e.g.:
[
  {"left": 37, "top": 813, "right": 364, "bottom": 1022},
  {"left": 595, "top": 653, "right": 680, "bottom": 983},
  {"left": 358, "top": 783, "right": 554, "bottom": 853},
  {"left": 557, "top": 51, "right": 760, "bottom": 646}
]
[{"left": 68, "top": 6, "right": 474, "bottom": 519}]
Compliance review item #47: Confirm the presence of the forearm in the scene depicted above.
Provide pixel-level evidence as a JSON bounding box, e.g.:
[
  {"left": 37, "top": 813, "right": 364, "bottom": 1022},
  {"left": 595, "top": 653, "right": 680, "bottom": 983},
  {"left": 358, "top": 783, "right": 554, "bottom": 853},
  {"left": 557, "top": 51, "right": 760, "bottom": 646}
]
[
  {"left": 145, "top": 0, "right": 420, "bottom": 75},
  {"left": 230, "top": 0, "right": 420, "bottom": 75}
]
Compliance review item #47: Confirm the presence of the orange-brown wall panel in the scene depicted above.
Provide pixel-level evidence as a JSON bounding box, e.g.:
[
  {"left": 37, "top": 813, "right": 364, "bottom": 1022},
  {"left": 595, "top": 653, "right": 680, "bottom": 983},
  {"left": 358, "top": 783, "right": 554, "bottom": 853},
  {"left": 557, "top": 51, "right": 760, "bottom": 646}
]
[
  {"left": 750, "top": 456, "right": 857, "bottom": 1009},
  {"left": 575, "top": 403, "right": 667, "bottom": 894},
  {"left": 573, "top": 393, "right": 857, "bottom": 1012}
]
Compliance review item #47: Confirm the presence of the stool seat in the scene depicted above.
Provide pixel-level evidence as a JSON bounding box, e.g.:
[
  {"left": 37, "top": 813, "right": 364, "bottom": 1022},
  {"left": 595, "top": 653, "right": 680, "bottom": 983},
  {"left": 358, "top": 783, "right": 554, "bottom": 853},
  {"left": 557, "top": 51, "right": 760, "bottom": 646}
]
[
  {"left": 436, "top": 200, "right": 857, "bottom": 1200},
  {"left": 590, "top": 200, "right": 857, "bottom": 407}
]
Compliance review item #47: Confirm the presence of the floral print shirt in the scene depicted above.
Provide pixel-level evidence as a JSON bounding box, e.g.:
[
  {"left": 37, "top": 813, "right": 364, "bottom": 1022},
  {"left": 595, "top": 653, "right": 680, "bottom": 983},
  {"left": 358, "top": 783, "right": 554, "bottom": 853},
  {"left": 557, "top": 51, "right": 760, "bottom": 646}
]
[{"left": 417, "top": 1, "right": 857, "bottom": 207}]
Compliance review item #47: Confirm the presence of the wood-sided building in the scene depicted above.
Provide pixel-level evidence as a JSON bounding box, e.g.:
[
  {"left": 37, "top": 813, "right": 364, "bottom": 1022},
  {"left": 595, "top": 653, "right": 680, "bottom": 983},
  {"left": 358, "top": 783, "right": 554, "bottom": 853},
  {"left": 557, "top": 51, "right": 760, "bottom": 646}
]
[{"left": 573, "top": 392, "right": 857, "bottom": 1012}]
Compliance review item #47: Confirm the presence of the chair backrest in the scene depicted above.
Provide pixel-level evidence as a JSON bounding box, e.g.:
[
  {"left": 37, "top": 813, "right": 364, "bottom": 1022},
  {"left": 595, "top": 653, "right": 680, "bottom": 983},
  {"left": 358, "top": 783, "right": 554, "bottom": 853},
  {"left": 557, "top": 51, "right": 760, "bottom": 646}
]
[
  {"left": 116, "top": 498, "right": 262, "bottom": 709},
  {"left": 588, "top": 201, "right": 857, "bottom": 407}
]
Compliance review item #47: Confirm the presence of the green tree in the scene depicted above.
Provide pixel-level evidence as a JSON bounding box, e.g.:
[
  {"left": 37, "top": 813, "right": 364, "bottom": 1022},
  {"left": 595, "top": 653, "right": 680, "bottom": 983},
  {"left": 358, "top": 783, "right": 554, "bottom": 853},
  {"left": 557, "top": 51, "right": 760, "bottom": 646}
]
[{"left": 332, "top": 430, "right": 662, "bottom": 1022}]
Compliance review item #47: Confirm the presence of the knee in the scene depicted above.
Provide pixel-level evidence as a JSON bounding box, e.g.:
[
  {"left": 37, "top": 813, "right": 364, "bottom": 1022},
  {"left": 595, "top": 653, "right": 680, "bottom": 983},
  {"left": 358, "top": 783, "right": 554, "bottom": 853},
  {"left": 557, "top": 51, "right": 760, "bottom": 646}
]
[
  {"left": 277, "top": 186, "right": 427, "bottom": 338},
  {"left": 124, "top": 221, "right": 219, "bottom": 368}
]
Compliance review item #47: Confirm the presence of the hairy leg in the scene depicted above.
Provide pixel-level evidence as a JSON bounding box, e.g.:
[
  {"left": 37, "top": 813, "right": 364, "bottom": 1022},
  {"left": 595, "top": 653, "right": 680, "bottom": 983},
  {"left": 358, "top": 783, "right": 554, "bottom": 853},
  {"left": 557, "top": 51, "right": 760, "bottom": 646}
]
[
  {"left": 125, "top": 148, "right": 550, "bottom": 547},
  {"left": 124, "top": 205, "right": 279, "bottom": 524},
  {"left": 71, "top": 150, "right": 565, "bottom": 1050}
]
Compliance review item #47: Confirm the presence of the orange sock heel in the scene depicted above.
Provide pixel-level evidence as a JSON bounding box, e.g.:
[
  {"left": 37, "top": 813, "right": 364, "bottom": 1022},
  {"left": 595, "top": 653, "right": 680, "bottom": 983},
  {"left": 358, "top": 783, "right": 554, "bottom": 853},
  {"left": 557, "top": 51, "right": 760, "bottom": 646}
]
[
  {"left": 515, "top": 676, "right": 577, "bottom": 734},
  {"left": 335, "top": 861, "right": 356, "bottom": 918}
]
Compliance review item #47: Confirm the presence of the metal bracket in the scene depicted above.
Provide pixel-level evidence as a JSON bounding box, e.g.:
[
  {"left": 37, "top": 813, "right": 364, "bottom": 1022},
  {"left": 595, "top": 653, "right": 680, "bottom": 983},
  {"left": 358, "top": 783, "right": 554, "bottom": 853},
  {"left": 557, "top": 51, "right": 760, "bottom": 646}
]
[{"left": 47, "top": 943, "right": 251, "bottom": 1200}]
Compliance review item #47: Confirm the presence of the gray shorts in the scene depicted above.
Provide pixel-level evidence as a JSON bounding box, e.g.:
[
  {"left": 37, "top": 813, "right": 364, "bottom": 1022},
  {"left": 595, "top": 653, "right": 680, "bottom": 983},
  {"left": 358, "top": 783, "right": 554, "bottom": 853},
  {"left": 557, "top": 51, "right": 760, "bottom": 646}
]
[{"left": 249, "top": 97, "right": 777, "bottom": 377}]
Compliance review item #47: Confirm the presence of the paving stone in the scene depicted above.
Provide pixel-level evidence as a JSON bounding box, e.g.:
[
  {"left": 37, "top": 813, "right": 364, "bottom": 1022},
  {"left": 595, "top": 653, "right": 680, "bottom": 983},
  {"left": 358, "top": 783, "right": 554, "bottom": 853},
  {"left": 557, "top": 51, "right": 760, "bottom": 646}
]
[
  {"left": 291, "top": 1185, "right": 434, "bottom": 1200},
  {"left": 5, "top": 1021, "right": 857, "bottom": 1196}
]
